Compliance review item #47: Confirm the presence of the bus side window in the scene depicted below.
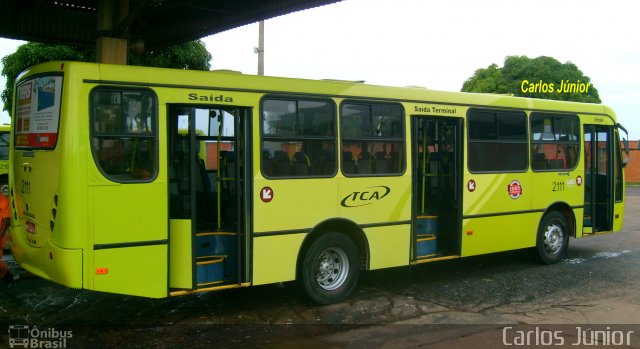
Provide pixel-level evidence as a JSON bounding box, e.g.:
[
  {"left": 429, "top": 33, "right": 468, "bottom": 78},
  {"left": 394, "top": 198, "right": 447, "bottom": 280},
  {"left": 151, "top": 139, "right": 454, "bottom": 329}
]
[
  {"left": 262, "top": 98, "right": 336, "bottom": 178},
  {"left": 90, "top": 88, "right": 158, "bottom": 182},
  {"left": 467, "top": 109, "right": 527, "bottom": 173},
  {"left": 530, "top": 113, "right": 579, "bottom": 171},
  {"left": 340, "top": 102, "right": 405, "bottom": 176}
]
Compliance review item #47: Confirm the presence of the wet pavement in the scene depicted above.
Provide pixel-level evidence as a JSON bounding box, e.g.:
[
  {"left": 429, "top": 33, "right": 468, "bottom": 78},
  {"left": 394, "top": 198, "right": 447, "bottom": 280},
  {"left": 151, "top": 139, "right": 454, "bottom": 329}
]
[{"left": 1, "top": 189, "right": 640, "bottom": 348}]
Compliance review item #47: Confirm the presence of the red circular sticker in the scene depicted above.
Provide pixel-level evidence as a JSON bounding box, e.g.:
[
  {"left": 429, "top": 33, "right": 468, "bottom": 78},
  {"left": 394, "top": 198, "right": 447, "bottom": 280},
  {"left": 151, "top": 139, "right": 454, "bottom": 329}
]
[
  {"left": 260, "top": 186, "right": 274, "bottom": 203},
  {"left": 467, "top": 179, "right": 476, "bottom": 192},
  {"left": 507, "top": 180, "right": 522, "bottom": 200},
  {"left": 576, "top": 176, "right": 583, "bottom": 186}
]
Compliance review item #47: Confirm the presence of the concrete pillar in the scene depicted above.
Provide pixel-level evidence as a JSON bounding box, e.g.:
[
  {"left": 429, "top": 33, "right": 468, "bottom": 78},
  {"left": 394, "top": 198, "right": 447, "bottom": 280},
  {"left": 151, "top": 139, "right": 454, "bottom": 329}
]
[
  {"left": 96, "top": 0, "right": 129, "bottom": 64},
  {"left": 96, "top": 37, "right": 128, "bottom": 65},
  {"left": 257, "top": 21, "right": 264, "bottom": 75}
]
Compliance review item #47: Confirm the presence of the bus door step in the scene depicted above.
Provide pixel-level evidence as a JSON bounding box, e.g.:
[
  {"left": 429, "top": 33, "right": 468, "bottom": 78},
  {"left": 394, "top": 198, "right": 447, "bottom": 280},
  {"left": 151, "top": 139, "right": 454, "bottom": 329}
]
[
  {"left": 416, "top": 234, "right": 437, "bottom": 258},
  {"left": 416, "top": 215, "right": 438, "bottom": 235},
  {"left": 196, "top": 256, "right": 226, "bottom": 287},
  {"left": 195, "top": 232, "right": 237, "bottom": 256},
  {"left": 414, "top": 254, "right": 460, "bottom": 264},
  {"left": 583, "top": 215, "right": 592, "bottom": 227}
]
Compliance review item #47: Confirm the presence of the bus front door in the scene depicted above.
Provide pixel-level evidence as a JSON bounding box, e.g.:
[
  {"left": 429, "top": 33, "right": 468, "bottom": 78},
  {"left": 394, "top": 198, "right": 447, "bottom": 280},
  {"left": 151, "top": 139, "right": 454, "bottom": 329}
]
[
  {"left": 583, "top": 125, "right": 614, "bottom": 233},
  {"left": 412, "top": 116, "right": 462, "bottom": 261},
  {"left": 168, "top": 106, "right": 251, "bottom": 291}
]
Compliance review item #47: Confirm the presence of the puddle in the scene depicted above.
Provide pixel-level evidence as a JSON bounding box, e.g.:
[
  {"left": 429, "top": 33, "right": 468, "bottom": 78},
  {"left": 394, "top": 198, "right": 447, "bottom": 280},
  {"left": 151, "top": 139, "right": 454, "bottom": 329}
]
[
  {"left": 593, "top": 250, "right": 632, "bottom": 259},
  {"left": 563, "top": 250, "right": 632, "bottom": 264},
  {"left": 562, "top": 258, "right": 587, "bottom": 264}
]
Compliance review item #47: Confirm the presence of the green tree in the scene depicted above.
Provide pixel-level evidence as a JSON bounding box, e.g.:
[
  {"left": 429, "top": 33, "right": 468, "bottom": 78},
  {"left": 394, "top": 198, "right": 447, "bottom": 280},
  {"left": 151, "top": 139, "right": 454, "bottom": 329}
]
[
  {"left": 128, "top": 40, "right": 211, "bottom": 71},
  {"left": 1, "top": 40, "right": 212, "bottom": 114},
  {"left": 461, "top": 55, "right": 601, "bottom": 103}
]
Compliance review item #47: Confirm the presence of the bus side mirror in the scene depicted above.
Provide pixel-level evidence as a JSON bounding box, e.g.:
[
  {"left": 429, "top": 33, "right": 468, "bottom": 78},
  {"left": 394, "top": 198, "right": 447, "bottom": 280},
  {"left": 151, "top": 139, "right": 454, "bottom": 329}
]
[
  {"left": 616, "top": 124, "right": 631, "bottom": 167},
  {"left": 622, "top": 138, "right": 630, "bottom": 167},
  {"left": 623, "top": 138, "right": 629, "bottom": 152}
]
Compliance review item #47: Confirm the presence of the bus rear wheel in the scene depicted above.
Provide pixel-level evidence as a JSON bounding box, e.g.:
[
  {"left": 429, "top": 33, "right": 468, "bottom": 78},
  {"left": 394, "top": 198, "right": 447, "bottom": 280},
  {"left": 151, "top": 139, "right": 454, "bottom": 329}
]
[
  {"left": 299, "top": 232, "right": 359, "bottom": 304},
  {"left": 534, "top": 211, "right": 570, "bottom": 264}
]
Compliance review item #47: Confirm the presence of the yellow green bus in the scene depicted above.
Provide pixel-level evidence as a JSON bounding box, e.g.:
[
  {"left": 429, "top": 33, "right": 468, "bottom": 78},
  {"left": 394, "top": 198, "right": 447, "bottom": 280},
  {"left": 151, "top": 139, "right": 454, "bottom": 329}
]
[
  {"left": 9, "top": 61, "right": 629, "bottom": 303},
  {"left": 0, "top": 123, "right": 10, "bottom": 185}
]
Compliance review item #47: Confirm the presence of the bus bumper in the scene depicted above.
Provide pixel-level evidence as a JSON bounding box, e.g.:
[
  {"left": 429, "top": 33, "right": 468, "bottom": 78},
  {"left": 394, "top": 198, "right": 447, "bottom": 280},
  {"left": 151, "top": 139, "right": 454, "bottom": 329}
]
[{"left": 9, "top": 226, "right": 83, "bottom": 289}]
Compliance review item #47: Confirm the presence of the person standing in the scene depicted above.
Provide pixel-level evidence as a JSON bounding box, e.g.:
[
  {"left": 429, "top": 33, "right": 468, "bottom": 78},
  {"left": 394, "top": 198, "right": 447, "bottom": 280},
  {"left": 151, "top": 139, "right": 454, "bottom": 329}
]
[{"left": 0, "top": 185, "right": 13, "bottom": 282}]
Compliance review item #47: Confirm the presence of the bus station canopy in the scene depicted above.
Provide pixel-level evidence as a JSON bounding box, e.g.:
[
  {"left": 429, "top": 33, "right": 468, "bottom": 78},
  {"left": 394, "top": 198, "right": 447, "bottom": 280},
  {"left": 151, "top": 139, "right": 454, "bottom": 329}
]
[{"left": 0, "top": 0, "right": 339, "bottom": 49}]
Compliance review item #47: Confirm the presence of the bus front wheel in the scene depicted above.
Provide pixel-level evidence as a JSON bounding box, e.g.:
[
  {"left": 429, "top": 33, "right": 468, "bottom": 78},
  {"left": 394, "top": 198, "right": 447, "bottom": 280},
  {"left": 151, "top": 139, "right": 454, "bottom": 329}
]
[
  {"left": 534, "top": 211, "right": 570, "bottom": 264},
  {"left": 299, "top": 232, "right": 359, "bottom": 304}
]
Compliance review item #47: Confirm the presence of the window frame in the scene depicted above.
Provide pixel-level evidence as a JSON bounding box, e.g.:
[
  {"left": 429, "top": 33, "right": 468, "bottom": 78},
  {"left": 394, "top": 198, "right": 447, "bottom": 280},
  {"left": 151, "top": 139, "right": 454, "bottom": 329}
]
[
  {"left": 529, "top": 112, "right": 580, "bottom": 172},
  {"left": 259, "top": 95, "right": 338, "bottom": 179},
  {"left": 89, "top": 86, "right": 159, "bottom": 183},
  {"left": 466, "top": 108, "right": 529, "bottom": 174},
  {"left": 339, "top": 100, "right": 406, "bottom": 177}
]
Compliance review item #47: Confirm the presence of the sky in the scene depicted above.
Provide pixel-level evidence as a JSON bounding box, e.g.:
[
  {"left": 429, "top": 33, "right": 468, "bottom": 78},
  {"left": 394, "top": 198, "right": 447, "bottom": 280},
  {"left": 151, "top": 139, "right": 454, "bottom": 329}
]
[{"left": 1, "top": 0, "right": 638, "bottom": 138}]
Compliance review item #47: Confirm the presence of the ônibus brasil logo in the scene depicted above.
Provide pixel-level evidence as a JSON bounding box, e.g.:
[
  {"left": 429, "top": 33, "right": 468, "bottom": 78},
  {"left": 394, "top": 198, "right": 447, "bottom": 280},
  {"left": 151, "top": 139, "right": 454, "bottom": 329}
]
[
  {"left": 341, "top": 186, "right": 391, "bottom": 208},
  {"left": 7, "top": 325, "right": 73, "bottom": 348}
]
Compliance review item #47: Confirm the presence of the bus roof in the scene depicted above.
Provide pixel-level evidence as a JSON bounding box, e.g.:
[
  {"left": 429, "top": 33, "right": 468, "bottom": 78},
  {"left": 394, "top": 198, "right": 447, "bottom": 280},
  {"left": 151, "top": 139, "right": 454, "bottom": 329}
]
[{"left": 20, "top": 61, "right": 616, "bottom": 120}]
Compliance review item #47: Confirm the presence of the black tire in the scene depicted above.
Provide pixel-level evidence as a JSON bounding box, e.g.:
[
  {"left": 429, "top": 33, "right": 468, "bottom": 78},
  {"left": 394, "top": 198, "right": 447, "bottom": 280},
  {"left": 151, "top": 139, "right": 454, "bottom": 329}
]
[
  {"left": 534, "top": 211, "right": 570, "bottom": 264},
  {"left": 299, "top": 232, "right": 360, "bottom": 304}
]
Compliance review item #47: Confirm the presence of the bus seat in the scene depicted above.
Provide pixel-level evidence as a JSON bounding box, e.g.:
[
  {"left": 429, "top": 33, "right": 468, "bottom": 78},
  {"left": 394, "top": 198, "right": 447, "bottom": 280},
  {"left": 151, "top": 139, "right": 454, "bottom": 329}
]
[
  {"left": 532, "top": 153, "right": 548, "bottom": 170},
  {"left": 293, "top": 151, "right": 310, "bottom": 175},
  {"left": 342, "top": 151, "right": 356, "bottom": 174},
  {"left": 274, "top": 151, "right": 291, "bottom": 176},
  {"left": 262, "top": 150, "right": 273, "bottom": 176},
  {"left": 442, "top": 152, "right": 454, "bottom": 172},
  {"left": 321, "top": 150, "right": 335, "bottom": 175},
  {"left": 195, "top": 157, "right": 211, "bottom": 193},
  {"left": 308, "top": 145, "right": 324, "bottom": 175},
  {"left": 358, "top": 151, "right": 371, "bottom": 174},
  {"left": 99, "top": 140, "right": 127, "bottom": 174},
  {"left": 221, "top": 151, "right": 236, "bottom": 177},
  {"left": 374, "top": 151, "right": 388, "bottom": 173},
  {"left": 220, "top": 151, "right": 236, "bottom": 191},
  {"left": 548, "top": 159, "right": 564, "bottom": 169},
  {"left": 389, "top": 151, "right": 401, "bottom": 172}
]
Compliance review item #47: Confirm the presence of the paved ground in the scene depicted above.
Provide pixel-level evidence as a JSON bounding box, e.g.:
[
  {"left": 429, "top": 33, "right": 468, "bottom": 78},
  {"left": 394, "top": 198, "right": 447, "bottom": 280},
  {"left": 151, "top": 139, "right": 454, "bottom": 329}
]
[{"left": 1, "top": 189, "right": 639, "bottom": 348}]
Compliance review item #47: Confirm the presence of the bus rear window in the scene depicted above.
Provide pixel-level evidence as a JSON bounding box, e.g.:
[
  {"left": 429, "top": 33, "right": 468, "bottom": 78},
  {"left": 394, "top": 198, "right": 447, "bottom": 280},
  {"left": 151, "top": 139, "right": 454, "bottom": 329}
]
[
  {"left": 14, "top": 75, "right": 63, "bottom": 149},
  {"left": 0, "top": 132, "right": 9, "bottom": 160}
]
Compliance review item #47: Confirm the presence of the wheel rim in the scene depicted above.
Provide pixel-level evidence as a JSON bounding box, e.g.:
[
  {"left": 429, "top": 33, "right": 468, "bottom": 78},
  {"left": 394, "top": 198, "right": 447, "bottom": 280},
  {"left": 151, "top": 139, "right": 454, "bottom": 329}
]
[
  {"left": 314, "top": 247, "right": 349, "bottom": 291},
  {"left": 543, "top": 223, "right": 564, "bottom": 255}
]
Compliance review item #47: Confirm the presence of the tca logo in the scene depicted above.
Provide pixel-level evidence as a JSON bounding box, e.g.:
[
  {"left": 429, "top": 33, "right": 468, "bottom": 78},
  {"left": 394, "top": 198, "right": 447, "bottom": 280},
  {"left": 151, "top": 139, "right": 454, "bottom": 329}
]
[{"left": 341, "top": 186, "right": 391, "bottom": 208}]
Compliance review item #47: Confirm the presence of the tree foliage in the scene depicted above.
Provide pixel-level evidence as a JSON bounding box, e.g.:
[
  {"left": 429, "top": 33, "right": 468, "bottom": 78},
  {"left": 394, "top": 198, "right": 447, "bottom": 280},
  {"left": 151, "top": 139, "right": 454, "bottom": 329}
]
[
  {"left": 461, "top": 56, "right": 601, "bottom": 103},
  {"left": 1, "top": 40, "right": 212, "bottom": 114},
  {"left": 128, "top": 40, "right": 211, "bottom": 71}
]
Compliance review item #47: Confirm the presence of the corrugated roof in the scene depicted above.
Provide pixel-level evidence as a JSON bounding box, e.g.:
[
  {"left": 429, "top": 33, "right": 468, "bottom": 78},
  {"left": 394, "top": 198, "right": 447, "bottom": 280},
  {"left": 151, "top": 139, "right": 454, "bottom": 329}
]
[{"left": 0, "top": 0, "right": 340, "bottom": 49}]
